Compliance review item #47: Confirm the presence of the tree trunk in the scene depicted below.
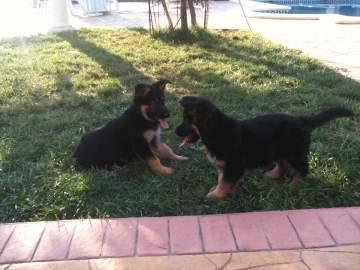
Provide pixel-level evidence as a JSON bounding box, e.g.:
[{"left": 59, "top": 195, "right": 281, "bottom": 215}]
[
  {"left": 180, "top": 0, "right": 188, "bottom": 31},
  {"left": 203, "top": 0, "right": 209, "bottom": 28},
  {"left": 148, "top": 0, "right": 153, "bottom": 32},
  {"left": 188, "top": 0, "right": 197, "bottom": 26},
  {"left": 160, "top": 0, "right": 174, "bottom": 31}
]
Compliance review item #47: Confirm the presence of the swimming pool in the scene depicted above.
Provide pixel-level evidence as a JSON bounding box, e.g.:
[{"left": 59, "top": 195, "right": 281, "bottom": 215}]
[{"left": 255, "top": 0, "right": 360, "bottom": 16}]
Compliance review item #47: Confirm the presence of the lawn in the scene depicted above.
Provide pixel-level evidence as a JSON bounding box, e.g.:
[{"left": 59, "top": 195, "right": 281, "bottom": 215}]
[{"left": 0, "top": 28, "right": 359, "bottom": 222}]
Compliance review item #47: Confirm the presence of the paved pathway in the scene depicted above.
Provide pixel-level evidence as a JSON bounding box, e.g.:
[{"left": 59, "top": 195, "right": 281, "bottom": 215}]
[
  {"left": 2, "top": 245, "right": 360, "bottom": 269},
  {"left": 1, "top": 207, "right": 360, "bottom": 269}
]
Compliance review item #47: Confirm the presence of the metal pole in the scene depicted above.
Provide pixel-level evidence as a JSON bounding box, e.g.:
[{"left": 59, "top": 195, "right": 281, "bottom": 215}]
[{"left": 238, "top": 0, "right": 252, "bottom": 31}]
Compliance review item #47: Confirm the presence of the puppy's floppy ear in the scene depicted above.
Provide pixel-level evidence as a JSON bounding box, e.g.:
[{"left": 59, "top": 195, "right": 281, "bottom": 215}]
[
  {"left": 152, "top": 79, "right": 171, "bottom": 92},
  {"left": 134, "top": 84, "right": 151, "bottom": 102}
]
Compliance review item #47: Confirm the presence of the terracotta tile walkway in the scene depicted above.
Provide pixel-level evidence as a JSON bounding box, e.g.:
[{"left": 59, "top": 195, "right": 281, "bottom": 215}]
[{"left": 1, "top": 207, "right": 360, "bottom": 267}]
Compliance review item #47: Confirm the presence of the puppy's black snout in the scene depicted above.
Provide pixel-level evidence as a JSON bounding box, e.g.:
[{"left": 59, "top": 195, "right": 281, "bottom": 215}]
[
  {"left": 158, "top": 107, "right": 170, "bottom": 119},
  {"left": 175, "top": 123, "right": 186, "bottom": 137},
  {"left": 163, "top": 110, "right": 170, "bottom": 119},
  {"left": 175, "top": 125, "right": 181, "bottom": 136}
]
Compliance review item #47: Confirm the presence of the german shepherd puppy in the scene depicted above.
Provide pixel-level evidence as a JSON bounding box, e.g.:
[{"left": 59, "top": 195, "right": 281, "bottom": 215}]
[
  {"left": 176, "top": 96, "right": 353, "bottom": 200},
  {"left": 74, "top": 80, "right": 187, "bottom": 173}
]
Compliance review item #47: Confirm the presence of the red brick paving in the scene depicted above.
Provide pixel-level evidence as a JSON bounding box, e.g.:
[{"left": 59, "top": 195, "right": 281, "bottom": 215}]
[
  {"left": 33, "top": 221, "right": 76, "bottom": 261},
  {"left": 169, "top": 216, "right": 203, "bottom": 254},
  {"left": 257, "top": 212, "right": 303, "bottom": 249},
  {"left": 0, "top": 222, "right": 45, "bottom": 263},
  {"left": 137, "top": 218, "right": 168, "bottom": 256},
  {"left": 102, "top": 219, "right": 137, "bottom": 257},
  {"left": 199, "top": 215, "right": 237, "bottom": 253},
  {"left": 288, "top": 210, "right": 335, "bottom": 248},
  {"left": 0, "top": 224, "right": 15, "bottom": 255},
  {"left": 317, "top": 208, "right": 360, "bottom": 245},
  {"left": 347, "top": 208, "right": 360, "bottom": 227},
  {"left": 229, "top": 213, "right": 270, "bottom": 251},
  {"left": 67, "top": 219, "right": 107, "bottom": 259},
  {"left": 0, "top": 207, "right": 359, "bottom": 265}
]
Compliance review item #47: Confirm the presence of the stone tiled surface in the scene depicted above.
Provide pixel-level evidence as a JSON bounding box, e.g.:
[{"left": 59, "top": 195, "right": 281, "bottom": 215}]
[
  {"left": 33, "top": 221, "right": 76, "bottom": 262},
  {"left": 169, "top": 216, "right": 203, "bottom": 254},
  {"left": 6, "top": 245, "right": 360, "bottom": 269},
  {"left": 347, "top": 207, "right": 360, "bottom": 226},
  {"left": 0, "top": 207, "right": 360, "bottom": 265},
  {"left": 102, "top": 219, "right": 137, "bottom": 257},
  {"left": 302, "top": 249, "right": 360, "bottom": 270},
  {"left": 137, "top": 218, "right": 168, "bottom": 256},
  {"left": 288, "top": 210, "right": 335, "bottom": 248},
  {"left": 229, "top": 213, "right": 270, "bottom": 251},
  {"left": 68, "top": 219, "right": 107, "bottom": 260},
  {"left": 317, "top": 208, "right": 360, "bottom": 244},
  {"left": 257, "top": 212, "right": 303, "bottom": 249},
  {"left": 0, "top": 222, "right": 46, "bottom": 264},
  {"left": 0, "top": 224, "right": 15, "bottom": 254},
  {"left": 199, "top": 215, "right": 237, "bottom": 253}
]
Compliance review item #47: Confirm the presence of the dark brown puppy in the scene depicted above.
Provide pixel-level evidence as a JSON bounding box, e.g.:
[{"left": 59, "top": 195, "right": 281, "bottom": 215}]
[
  {"left": 176, "top": 96, "right": 353, "bottom": 200},
  {"left": 74, "top": 80, "right": 187, "bottom": 173}
]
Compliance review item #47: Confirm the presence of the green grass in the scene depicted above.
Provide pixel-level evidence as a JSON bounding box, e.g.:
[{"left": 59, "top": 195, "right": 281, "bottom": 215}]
[{"left": 0, "top": 28, "right": 359, "bottom": 222}]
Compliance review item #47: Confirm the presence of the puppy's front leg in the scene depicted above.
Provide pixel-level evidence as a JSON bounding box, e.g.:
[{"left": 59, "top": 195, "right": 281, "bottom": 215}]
[
  {"left": 155, "top": 143, "right": 188, "bottom": 161},
  {"left": 146, "top": 156, "right": 174, "bottom": 174},
  {"left": 207, "top": 169, "right": 235, "bottom": 200}
]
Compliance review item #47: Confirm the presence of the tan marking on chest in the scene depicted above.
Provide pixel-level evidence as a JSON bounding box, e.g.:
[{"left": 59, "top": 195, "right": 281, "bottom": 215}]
[
  {"left": 192, "top": 124, "right": 225, "bottom": 168},
  {"left": 143, "top": 128, "right": 161, "bottom": 144},
  {"left": 203, "top": 145, "right": 225, "bottom": 168}
]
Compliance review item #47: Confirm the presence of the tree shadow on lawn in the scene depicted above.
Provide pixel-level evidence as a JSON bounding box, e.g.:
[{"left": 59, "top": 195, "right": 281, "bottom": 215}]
[
  {"left": 152, "top": 28, "right": 360, "bottom": 93},
  {"left": 0, "top": 29, "right": 359, "bottom": 222}
]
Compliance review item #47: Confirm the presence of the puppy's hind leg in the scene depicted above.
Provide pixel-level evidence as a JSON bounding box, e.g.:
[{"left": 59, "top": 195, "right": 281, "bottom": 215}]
[
  {"left": 288, "top": 155, "right": 309, "bottom": 187},
  {"left": 146, "top": 156, "right": 174, "bottom": 174},
  {"left": 265, "top": 160, "right": 288, "bottom": 180}
]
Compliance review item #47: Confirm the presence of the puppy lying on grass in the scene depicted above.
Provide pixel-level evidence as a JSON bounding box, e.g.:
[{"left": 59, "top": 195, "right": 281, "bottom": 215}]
[
  {"left": 74, "top": 80, "right": 187, "bottom": 173},
  {"left": 176, "top": 96, "right": 353, "bottom": 200}
]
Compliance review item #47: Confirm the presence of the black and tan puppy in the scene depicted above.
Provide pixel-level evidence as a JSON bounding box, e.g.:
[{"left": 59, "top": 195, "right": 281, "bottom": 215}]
[
  {"left": 74, "top": 80, "right": 187, "bottom": 173},
  {"left": 176, "top": 96, "right": 353, "bottom": 200}
]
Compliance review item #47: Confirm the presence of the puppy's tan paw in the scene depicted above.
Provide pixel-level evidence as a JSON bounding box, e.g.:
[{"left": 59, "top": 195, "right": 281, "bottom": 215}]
[
  {"left": 265, "top": 163, "right": 281, "bottom": 180},
  {"left": 161, "top": 166, "right": 174, "bottom": 174},
  {"left": 290, "top": 174, "right": 303, "bottom": 188},
  {"left": 174, "top": 155, "right": 188, "bottom": 161},
  {"left": 209, "top": 185, "right": 217, "bottom": 192},
  {"left": 207, "top": 189, "right": 226, "bottom": 201},
  {"left": 265, "top": 169, "right": 281, "bottom": 180}
]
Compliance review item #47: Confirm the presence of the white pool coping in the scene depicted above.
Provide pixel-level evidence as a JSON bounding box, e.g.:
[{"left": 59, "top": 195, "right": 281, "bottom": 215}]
[{"left": 244, "top": 0, "right": 360, "bottom": 23}]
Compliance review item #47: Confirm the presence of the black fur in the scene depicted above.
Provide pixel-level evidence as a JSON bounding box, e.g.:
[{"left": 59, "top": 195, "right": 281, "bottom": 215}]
[
  {"left": 176, "top": 96, "right": 353, "bottom": 197},
  {"left": 74, "top": 80, "right": 171, "bottom": 168}
]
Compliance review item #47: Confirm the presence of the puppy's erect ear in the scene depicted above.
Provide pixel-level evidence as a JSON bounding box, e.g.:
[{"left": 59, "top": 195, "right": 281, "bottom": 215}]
[
  {"left": 152, "top": 79, "right": 171, "bottom": 92},
  {"left": 134, "top": 84, "right": 151, "bottom": 100}
]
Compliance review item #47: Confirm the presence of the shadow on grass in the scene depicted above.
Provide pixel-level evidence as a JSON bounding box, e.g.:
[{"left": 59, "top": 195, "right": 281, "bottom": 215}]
[
  {"left": 56, "top": 31, "right": 149, "bottom": 83},
  {"left": 152, "top": 28, "right": 360, "bottom": 92}
]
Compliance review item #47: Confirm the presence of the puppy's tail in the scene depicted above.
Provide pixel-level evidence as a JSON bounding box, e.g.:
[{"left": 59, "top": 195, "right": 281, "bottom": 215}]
[{"left": 304, "top": 107, "right": 353, "bottom": 129}]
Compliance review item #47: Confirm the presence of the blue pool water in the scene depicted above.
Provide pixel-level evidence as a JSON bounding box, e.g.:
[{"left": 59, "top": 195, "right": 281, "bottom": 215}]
[{"left": 256, "top": 1, "right": 360, "bottom": 16}]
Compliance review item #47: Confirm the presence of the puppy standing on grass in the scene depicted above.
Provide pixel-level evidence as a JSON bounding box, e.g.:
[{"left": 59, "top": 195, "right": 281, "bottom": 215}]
[
  {"left": 74, "top": 80, "right": 187, "bottom": 173},
  {"left": 176, "top": 96, "right": 353, "bottom": 200}
]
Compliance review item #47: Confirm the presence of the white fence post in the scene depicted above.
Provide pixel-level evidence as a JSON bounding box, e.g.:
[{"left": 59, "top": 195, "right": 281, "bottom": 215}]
[{"left": 49, "top": 0, "right": 73, "bottom": 32}]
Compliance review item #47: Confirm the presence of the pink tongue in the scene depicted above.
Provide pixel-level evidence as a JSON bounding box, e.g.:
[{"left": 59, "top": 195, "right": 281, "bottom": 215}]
[
  {"left": 178, "top": 136, "right": 189, "bottom": 148},
  {"left": 159, "top": 119, "right": 170, "bottom": 129}
]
